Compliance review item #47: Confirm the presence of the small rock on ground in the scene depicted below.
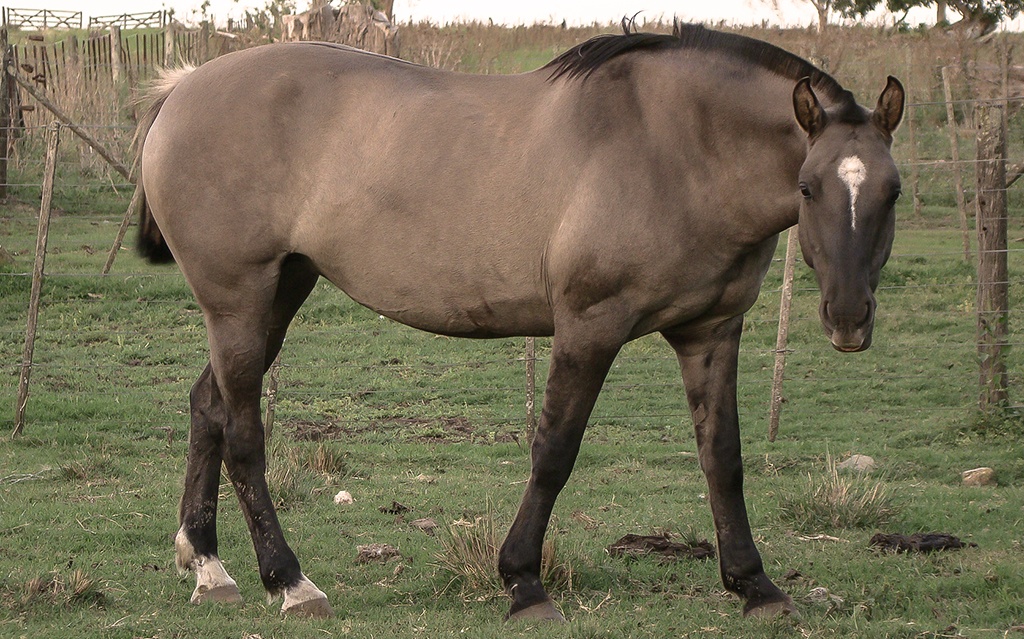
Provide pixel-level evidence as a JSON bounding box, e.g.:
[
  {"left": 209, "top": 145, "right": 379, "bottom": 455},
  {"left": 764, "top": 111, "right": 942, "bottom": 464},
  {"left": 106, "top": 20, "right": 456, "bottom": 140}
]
[
  {"left": 837, "top": 454, "right": 876, "bottom": 473},
  {"left": 962, "top": 467, "right": 996, "bottom": 487}
]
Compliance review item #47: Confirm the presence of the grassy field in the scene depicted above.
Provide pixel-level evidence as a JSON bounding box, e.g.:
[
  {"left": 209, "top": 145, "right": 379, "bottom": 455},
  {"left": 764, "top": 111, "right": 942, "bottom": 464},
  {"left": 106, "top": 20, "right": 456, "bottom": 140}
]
[{"left": 2, "top": 21, "right": 1024, "bottom": 639}]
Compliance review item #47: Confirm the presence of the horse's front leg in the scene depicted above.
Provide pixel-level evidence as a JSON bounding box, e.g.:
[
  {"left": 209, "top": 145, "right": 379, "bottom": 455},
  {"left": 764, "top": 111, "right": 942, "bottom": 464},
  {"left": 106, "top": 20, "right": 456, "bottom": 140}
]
[
  {"left": 498, "top": 330, "right": 622, "bottom": 622},
  {"left": 664, "top": 317, "right": 796, "bottom": 618}
]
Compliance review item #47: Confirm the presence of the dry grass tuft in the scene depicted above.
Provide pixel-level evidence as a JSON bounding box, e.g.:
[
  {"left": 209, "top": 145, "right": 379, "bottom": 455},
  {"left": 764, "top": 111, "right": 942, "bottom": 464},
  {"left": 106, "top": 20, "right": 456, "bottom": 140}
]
[
  {"left": 434, "top": 506, "right": 571, "bottom": 599},
  {"left": 265, "top": 441, "right": 353, "bottom": 509},
  {"left": 15, "top": 569, "right": 106, "bottom": 609},
  {"left": 778, "top": 454, "right": 899, "bottom": 533}
]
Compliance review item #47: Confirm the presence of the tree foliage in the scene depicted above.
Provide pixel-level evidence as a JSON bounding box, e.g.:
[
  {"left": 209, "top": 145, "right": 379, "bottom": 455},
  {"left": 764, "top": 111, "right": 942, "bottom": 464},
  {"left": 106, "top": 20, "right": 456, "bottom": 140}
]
[{"left": 837, "top": 0, "right": 1024, "bottom": 25}]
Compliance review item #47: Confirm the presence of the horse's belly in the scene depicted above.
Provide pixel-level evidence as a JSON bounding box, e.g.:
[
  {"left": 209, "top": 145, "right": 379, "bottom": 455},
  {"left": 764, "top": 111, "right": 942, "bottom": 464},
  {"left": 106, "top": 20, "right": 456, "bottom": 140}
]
[
  {"left": 340, "top": 283, "right": 554, "bottom": 338},
  {"left": 311, "top": 241, "right": 552, "bottom": 339}
]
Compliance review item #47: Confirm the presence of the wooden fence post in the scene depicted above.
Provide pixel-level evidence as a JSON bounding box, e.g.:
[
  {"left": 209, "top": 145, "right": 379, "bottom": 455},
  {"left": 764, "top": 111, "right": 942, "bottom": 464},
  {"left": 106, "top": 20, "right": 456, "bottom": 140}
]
[
  {"left": 109, "top": 25, "right": 122, "bottom": 84},
  {"left": 769, "top": 225, "right": 799, "bottom": 442},
  {"left": 974, "top": 101, "right": 1009, "bottom": 412},
  {"left": 199, "top": 21, "right": 210, "bottom": 64},
  {"left": 904, "top": 49, "right": 922, "bottom": 218},
  {"left": 942, "top": 66, "right": 972, "bottom": 262},
  {"left": 264, "top": 353, "right": 282, "bottom": 442},
  {"left": 525, "top": 337, "right": 536, "bottom": 443},
  {"left": 13, "top": 123, "right": 61, "bottom": 437},
  {"left": 164, "top": 22, "right": 177, "bottom": 67},
  {"left": 0, "top": 29, "right": 9, "bottom": 200}
]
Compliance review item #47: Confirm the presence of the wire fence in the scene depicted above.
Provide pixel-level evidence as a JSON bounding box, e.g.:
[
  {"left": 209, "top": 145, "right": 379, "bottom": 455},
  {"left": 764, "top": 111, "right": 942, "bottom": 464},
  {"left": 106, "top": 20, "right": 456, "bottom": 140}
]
[{"left": 1, "top": 73, "right": 1022, "bottom": 444}]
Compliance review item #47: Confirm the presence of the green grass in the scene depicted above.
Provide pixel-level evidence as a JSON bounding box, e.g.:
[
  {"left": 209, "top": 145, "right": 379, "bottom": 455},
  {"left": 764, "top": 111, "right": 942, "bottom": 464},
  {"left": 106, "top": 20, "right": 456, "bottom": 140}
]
[{"left": 2, "top": 194, "right": 1024, "bottom": 637}]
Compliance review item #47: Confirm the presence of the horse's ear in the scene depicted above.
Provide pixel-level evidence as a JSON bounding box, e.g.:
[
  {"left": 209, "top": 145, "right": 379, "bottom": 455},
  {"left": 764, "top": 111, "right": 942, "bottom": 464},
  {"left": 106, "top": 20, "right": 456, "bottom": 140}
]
[
  {"left": 872, "top": 75, "right": 905, "bottom": 136},
  {"left": 793, "top": 77, "right": 826, "bottom": 138}
]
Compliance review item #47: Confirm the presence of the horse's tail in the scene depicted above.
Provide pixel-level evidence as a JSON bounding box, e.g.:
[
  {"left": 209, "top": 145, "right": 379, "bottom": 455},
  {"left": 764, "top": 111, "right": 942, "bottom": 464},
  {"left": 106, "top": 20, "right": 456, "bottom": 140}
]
[{"left": 133, "top": 66, "right": 196, "bottom": 264}]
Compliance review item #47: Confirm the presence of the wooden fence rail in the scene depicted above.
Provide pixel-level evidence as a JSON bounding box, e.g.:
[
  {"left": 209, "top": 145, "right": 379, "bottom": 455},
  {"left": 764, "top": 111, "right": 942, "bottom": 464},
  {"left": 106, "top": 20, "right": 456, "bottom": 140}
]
[
  {"left": 2, "top": 7, "right": 81, "bottom": 30},
  {"left": 88, "top": 11, "right": 165, "bottom": 30}
]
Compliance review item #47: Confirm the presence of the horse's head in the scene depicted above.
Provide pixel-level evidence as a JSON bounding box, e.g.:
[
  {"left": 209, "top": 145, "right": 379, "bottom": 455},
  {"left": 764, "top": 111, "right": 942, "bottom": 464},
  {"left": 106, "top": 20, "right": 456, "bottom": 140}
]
[{"left": 792, "top": 76, "right": 905, "bottom": 352}]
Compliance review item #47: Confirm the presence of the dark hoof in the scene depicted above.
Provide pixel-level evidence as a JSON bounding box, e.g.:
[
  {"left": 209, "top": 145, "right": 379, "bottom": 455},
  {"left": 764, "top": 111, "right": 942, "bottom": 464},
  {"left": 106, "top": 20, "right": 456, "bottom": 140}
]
[
  {"left": 507, "top": 600, "right": 566, "bottom": 623},
  {"left": 743, "top": 596, "right": 799, "bottom": 619}
]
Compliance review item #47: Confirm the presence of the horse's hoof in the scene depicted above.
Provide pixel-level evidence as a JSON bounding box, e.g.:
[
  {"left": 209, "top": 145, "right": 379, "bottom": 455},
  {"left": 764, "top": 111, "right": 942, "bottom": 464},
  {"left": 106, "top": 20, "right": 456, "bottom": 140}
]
[
  {"left": 507, "top": 600, "right": 566, "bottom": 623},
  {"left": 191, "top": 582, "right": 243, "bottom": 604},
  {"left": 281, "top": 576, "right": 334, "bottom": 618},
  {"left": 743, "top": 596, "right": 799, "bottom": 619},
  {"left": 189, "top": 555, "right": 242, "bottom": 604},
  {"left": 282, "top": 595, "right": 334, "bottom": 618}
]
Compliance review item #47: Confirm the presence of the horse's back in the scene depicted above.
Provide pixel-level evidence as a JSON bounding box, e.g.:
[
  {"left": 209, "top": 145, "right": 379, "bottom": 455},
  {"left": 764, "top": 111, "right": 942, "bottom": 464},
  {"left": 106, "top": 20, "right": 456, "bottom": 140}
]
[{"left": 142, "top": 43, "right": 569, "bottom": 336}]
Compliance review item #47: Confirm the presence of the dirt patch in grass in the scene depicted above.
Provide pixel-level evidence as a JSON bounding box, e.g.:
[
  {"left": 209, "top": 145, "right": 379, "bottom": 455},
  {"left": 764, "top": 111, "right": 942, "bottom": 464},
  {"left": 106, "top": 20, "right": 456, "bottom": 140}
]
[
  {"left": 870, "top": 532, "right": 977, "bottom": 553},
  {"left": 607, "top": 533, "right": 716, "bottom": 561}
]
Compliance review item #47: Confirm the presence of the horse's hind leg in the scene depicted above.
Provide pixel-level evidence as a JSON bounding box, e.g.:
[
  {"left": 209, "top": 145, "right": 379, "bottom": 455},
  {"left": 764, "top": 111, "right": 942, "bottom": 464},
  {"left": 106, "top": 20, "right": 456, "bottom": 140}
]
[
  {"left": 175, "top": 362, "right": 242, "bottom": 605},
  {"left": 177, "top": 254, "right": 328, "bottom": 616},
  {"left": 259, "top": 255, "right": 327, "bottom": 616}
]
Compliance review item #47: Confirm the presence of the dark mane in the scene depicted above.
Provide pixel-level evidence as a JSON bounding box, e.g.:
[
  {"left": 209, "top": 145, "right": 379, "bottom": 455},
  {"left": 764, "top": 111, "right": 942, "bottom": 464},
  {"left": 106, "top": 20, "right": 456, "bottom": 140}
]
[{"left": 545, "top": 20, "right": 849, "bottom": 106}]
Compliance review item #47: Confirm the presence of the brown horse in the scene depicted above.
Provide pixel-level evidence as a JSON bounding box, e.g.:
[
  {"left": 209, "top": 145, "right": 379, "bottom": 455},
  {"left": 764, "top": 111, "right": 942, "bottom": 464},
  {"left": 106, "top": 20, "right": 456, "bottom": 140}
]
[{"left": 135, "top": 22, "right": 903, "bottom": 620}]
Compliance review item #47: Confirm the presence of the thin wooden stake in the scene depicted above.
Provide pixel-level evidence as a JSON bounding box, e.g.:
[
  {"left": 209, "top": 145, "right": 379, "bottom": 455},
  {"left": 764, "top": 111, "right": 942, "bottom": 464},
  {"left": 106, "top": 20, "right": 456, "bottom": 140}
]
[
  {"left": 103, "top": 185, "right": 143, "bottom": 274},
  {"left": 0, "top": 30, "right": 10, "bottom": 200},
  {"left": 13, "top": 123, "right": 60, "bottom": 437},
  {"left": 525, "top": 337, "right": 536, "bottom": 444},
  {"left": 904, "top": 49, "right": 922, "bottom": 218},
  {"left": 264, "top": 353, "right": 282, "bottom": 443},
  {"left": 769, "top": 225, "right": 799, "bottom": 442},
  {"left": 942, "top": 66, "right": 972, "bottom": 262}
]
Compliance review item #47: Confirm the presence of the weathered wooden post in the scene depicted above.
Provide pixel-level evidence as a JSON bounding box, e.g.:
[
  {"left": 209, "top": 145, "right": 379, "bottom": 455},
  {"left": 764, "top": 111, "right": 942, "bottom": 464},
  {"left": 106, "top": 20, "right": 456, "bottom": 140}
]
[
  {"left": 164, "top": 21, "right": 177, "bottom": 67},
  {"left": 904, "top": 50, "right": 922, "bottom": 218},
  {"left": 974, "top": 100, "right": 1009, "bottom": 412},
  {"left": 264, "top": 354, "right": 282, "bottom": 442},
  {"left": 768, "top": 225, "right": 799, "bottom": 442},
  {"left": 13, "top": 123, "right": 61, "bottom": 437},
  {"left": 109, "top": 25, "right": 123, "bottom": 84},
  {"left": 525, "top": 337, "right": 537, "bottom": 443},
  {"left": 0, "top": 28, "right": 10, "bottom": 200},
  {"left": 199, "top": 21, "right": 210, "bottom": 64},
  {"left": 942, "top": 66, "right": 972, "bottom": 262}
]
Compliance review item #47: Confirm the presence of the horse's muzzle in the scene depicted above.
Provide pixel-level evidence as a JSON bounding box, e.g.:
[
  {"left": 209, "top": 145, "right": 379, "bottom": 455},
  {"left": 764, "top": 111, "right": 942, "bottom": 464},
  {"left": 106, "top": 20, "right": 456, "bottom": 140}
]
[{"left": 820, "top": 299, "right": 875, "bottom": 353}]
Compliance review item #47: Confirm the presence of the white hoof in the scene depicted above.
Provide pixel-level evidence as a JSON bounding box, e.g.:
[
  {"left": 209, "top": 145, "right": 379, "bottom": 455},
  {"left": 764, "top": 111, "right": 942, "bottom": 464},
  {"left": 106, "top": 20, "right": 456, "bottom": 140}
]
[
  {"left": 176, "top": 528, "right": 242, "bottom": 605},
  {"left": 190, "top": 556, "right": 243, "bottom": 604},
  {"left": 281, "top": 575, "right": 333, "bottom": 618}
]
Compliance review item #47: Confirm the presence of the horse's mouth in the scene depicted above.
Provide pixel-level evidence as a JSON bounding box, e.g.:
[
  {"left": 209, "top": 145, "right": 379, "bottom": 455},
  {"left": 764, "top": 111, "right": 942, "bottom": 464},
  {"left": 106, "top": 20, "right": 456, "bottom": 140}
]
[{"left": 827, "top": 326, "right": 872, "bottom": 352}]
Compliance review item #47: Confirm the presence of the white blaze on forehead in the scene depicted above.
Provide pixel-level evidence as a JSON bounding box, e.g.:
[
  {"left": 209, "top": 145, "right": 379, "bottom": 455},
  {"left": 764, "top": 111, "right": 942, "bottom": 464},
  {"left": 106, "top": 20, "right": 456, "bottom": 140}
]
[{"left": 838, "top": 156, "right": 867, "bottom": 230}]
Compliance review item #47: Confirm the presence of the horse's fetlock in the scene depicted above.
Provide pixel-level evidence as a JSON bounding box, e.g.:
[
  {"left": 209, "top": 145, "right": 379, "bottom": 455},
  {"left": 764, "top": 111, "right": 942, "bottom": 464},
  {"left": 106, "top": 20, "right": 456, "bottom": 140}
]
[{"left": 174, "top": 528, "right": 199, "bottom": 574}]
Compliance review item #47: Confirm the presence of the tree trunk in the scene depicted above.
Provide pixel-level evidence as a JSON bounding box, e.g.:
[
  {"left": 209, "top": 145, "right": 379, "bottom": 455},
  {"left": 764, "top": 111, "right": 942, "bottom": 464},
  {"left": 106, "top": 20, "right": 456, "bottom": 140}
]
[{"left": 937, "top": 0, "right": 947, "bottom": 24}]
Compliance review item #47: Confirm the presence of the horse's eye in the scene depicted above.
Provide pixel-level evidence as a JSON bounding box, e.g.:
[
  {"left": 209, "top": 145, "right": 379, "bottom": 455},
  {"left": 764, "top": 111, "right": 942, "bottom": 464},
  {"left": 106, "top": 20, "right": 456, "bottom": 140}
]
[{"left": 799, "top": 183, "right": 813, "bottom": 199}]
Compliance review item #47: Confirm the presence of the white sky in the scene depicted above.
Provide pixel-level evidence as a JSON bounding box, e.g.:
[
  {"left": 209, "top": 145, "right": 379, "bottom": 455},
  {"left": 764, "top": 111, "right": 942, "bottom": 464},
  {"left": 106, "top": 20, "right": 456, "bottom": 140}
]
[{"left": 3, "top": 0, "right": 941, "bottom": 29}]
